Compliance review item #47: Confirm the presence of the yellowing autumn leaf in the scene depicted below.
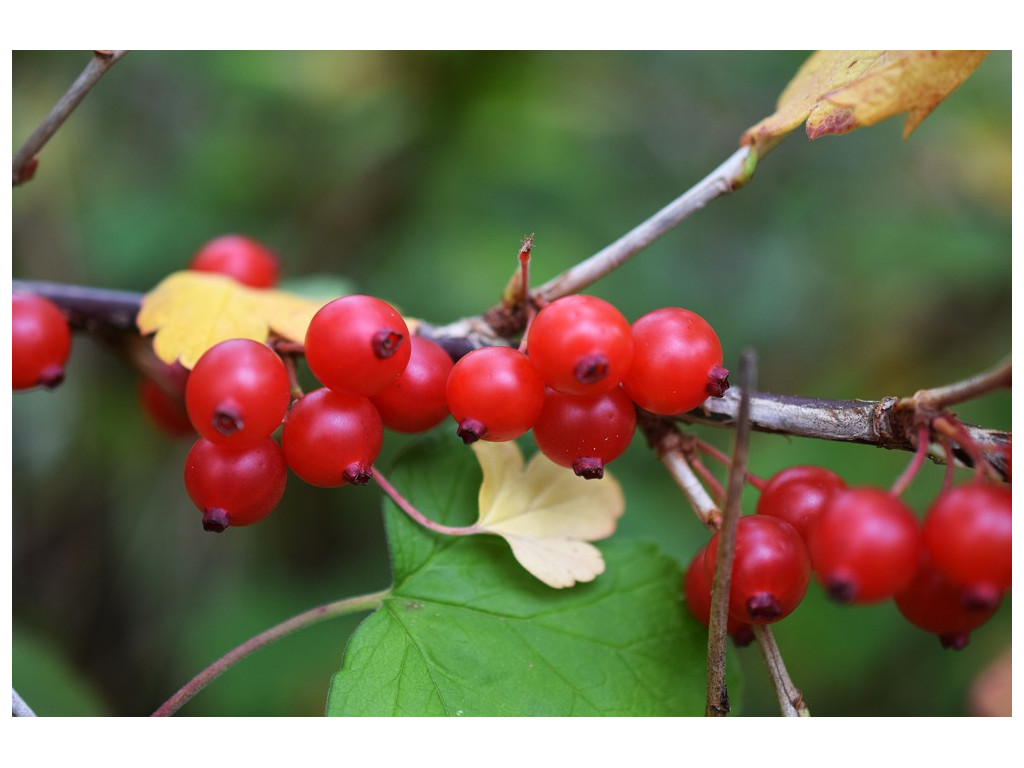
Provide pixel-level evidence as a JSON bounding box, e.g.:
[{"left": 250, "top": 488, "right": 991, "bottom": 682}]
[
  {"left": 742, "top": 51, "right": 988, "bottom": 156},
  {"left": 471, "top": 441, "right": 625, "bottom": 589},
  {"left": 136, "top": 271, "right": 330, "bottom": 368}
]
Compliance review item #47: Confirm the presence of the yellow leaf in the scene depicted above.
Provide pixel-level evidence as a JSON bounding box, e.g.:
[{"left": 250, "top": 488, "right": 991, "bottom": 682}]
[
  {"left": 742, "top": 50, "right": 988, "bottom": 155},
  {"left": 472, "top": 441, "right": 625, "bottom": 589},
  {"left": 136, "top": 271, "right": 329, "bottom": 368}
]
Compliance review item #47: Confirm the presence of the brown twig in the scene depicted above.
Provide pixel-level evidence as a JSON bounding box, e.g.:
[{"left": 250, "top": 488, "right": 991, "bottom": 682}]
[
  {"left": 684, "top": 384, "right": 1010, "bottom": 481},
  {"left": 705, "top": 348, "right": 756, "bottom": 717},
  {"left": 637, "top": 412, "right": 721, "bottom": 530},
  {"left": 909, "top": 357, "right": 1011, "bottom": 410},
  {"left": 532, "top": 146, "right": 755, "bottom": 305},
  {"left": 13, "top": 50, "right": 129, "bottom": 186},
  {"left": 752, "top": 624, "right": 809, "bottom": 717}
]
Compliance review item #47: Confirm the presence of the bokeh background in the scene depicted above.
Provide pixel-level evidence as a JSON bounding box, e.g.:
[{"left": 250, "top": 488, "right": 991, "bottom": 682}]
[{"left": 11, "top": 51, "right": 1011, "bottom": 716}]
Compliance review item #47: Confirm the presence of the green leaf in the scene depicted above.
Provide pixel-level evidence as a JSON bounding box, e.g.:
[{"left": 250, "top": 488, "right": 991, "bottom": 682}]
[{"left": 326, "top": 434, "right": 710, "bottom": 716}]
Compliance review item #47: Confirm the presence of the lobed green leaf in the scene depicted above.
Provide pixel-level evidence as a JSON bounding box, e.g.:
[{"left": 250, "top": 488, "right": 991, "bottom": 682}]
[{"left": 326, "top": 435, "right": 710, "bottom": 716}]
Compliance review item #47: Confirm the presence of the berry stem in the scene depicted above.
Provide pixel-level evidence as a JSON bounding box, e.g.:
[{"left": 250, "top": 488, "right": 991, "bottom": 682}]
[
  {"left": 696, "top": 438, "right": 766, "bottom": 490},
  {"left": 889, "top": 423, "right": 932, "bottom": 497},
  {"left": 372, "top": 466, "right": 481, "bottom": 537},
  {"left": 150, "top": 588, "right": 391, "bottom": 716},
  {"left": 691, "top": 456, "right": 725, "bottom": 502},
  {"left": 278, "top": 351, "right": 305, "bottom": 400},
  {"left": 932, "top": 414, "right": 998, "bottom": 481}
]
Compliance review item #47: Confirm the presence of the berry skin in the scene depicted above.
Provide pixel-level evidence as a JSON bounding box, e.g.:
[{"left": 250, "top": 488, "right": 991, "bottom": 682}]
[
  {"left": 531, "top": 386, "right": 636, "bottom": 479},
  {"left": 705, "top": 515, "right": 811, "bottom": 624},
  {"left": 683, "top": 546, "right": 754, "bottom": 646},
  {"left": 370, "top": 336, "right": 454, "bottom": 433},
  {"left": 807, "top": 487, "right": 920, "bottom": 604},
  {"left": 894, "top": 547, "right": 1000, "bottom": 650},
  {"left": 526, "top": 294, "right": 634, "bottom": 396},
  {"left": 281, "top": 388, "right": 383, "bottom": 487},
  {"left": 184, "top": 436, "right": 287, "bottom": 532},
  {"left": 756, "top": 465, "right": 847, "bottom": 542},
  {"left": 621, "top": 307, "right": 728, "bottom": 415},
  {"left": 12, "top": 293, "right": 72, "bottom": 390},
  {"left": 304, "top": 295, "right": 411, "bottom": 397},
  {"left": 185, "top": 338, "right": 291, "bottom": 447},
  {"left": 921, "top": 480, "right": 1011, "bottom": 611},
  {"left": 189, "top": 234, "right": 281, "bottom": 288},
  {"left": 445, "top": 346, "right": 546, "bottom": 444}
]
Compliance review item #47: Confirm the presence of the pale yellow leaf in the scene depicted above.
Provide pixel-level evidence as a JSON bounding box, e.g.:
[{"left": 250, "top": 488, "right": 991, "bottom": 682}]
[
  {"left": 472, "top": 441, "right": 625, "bottom": 589},
  {"left": 136, "top": 271, "right": 329, "bottom": 368},
  {"left": 742, "top": 50, "right": 988, "bottom": 156}
]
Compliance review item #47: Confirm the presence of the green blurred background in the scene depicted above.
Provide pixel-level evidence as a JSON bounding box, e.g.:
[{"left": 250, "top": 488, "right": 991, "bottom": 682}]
[{"left": 11, "top": 51, "right": 1011, "bottom": 716}]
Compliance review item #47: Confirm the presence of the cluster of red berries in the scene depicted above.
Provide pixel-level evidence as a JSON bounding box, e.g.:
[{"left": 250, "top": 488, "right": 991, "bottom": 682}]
[
  {"left": 180, "top": 279, "right": 728, "bottom": 531},
  {"left": 181, "top": 296, "right": 727, "bottom": 530},
  {"left": 450, "top": 295, "right": 729, "bottom": 478},
  {"left": 684, "top": 464, "right": 1012, "bottom": 650},
  {"left": 11, "top": 234, "right": 1013, "bottom": 654}
]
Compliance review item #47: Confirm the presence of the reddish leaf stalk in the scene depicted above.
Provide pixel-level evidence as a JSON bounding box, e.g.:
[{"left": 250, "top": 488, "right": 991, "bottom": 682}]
[
  {"left": 372, "top": 466, "right": 480, "bottom": 537},
  {"left": 151, "top": 589, "right": 390, "bottom": 716}
]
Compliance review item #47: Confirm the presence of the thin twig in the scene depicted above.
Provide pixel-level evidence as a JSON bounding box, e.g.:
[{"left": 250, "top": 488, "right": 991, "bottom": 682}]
[
  {"left": 151, "top": 589, "right": 390, "bottom": 716},
  {"left": 705, "top": 349, "right": 757, "bottom": 716},
  {"left": 637, "top": 412, "right": 720, "bottom": 529},
  {"left": 752, "top": 624, "right": 809, "bottom": 717},
  {"left": 12, "top": 688, "right": 37, "bottom": 717},
  {"left": 684, "top": 384, "right": 1009, "bottom": 481},
  {"left": 910, "top": 358, "right": 1011, "bottom": 410},
  {"left": 532, "top": 146, "right": 755, "bottom": 304},
  {"left": 13, "top": 51, "right": 129, "bottom": 186}
]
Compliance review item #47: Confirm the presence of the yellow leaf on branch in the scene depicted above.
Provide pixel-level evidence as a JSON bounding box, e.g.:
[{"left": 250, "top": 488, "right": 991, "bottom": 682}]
[
  {"left": 471, "top": 441, "right": 625, "bottom": 589},
  {"left": 136, "top": 271, "right": 330, "bottom": 368},
  {"left": 742, "top": 50, "right": 988, "bottom": 156}
]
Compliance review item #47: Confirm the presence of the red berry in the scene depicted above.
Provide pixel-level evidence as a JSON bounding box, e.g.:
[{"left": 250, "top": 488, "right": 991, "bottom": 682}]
[
  {"left": 526, "top": 294, "right": 633, "bottom": 396},
  {"left": 756, "top": 465, "right": 847, "bottom": 542},
  {"left": 621, "top": 307, "right": 727, "bottom": 415},
  {"left": 184, "top": 436, "right": 287, "bottom": 532},
  {"left": 281, "top": 388, "right": 383, "bottom": 487},
  {"left": 683, "top": 546, "right": 754, "bottom": 646},
  {"left": 370, "top": 336, "right": 453, "bottom": 433},
  {"left": 895, "top": 547, "right": 1000, "bottom": 650},
  {"left": 705, "top": 515, "right": 810, "bottom": 624},
  {"left": 445, "top": 346, "right": 546, "bottom": 443},
  {"left": 189, "top": 234, "right": 281, "bottom": 288},
  {"left": 531, "top": 386, "right": 636, "bottom": 479},
  {"left": 185, "top": 339, "right": 291, "bottom": 447},
  {"left": 12, "top": 293, "right": 72, "bottom": 390},
  {"left": 921, "top": 480, "right": 1011, "bottom": 611},
  {"left": 304, "top": 295, "right": 411, "bottom": 397},
  {"left": 808, "top": 487, "right": 920, "bottom": 604}
]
